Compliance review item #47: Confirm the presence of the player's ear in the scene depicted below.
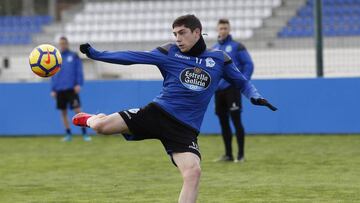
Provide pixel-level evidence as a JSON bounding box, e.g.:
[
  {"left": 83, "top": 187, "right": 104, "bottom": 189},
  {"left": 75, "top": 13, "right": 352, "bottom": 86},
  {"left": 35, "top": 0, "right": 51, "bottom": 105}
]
[{"left": 193, "top": 28, "right": 201, "bottom": 37}]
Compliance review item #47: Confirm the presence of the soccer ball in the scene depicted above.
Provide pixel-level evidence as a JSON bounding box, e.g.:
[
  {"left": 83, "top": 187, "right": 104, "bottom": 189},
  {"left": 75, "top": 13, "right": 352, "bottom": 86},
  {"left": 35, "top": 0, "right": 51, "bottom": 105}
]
[{"left": 29, "top": 44, "right": 62, "bottom": 77}]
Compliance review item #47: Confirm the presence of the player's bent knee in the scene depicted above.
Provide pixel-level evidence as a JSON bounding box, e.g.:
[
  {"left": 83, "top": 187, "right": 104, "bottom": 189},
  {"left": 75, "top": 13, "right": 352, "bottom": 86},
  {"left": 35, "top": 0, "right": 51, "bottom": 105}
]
[{"left": 183, "top": 164, "right": 201, "bottom": 182}]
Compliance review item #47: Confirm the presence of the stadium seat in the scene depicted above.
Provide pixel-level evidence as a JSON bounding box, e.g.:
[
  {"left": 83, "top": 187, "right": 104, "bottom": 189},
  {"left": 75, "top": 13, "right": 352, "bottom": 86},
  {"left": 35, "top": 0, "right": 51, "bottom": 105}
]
[
  {"left": 279, "top": 0, "right": 360, "bottom": 38},
  {"left": 0, "top": 15, "right": 53, "bottom": 45},
  {"left": 60, "top": 0, "right": 281, "bottom": 43}
]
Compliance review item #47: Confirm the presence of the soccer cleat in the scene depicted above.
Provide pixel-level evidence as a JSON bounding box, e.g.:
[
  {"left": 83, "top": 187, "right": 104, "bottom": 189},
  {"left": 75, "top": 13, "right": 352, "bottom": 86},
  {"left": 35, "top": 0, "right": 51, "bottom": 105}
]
[
  {"left": 214, "top": 155, "right": 234, "bottom": 162},
  {"left": 234, "top": 157, "right": 245, "bottom": 163},
  {"left": 62, "top": 135, "right": 72, "bottom": 142},
  {"left": 83, "top": 135, "right": 92, "bottom": 142},
  {"left": 72, "top": 112, "right": 93, "bottom": 127}
]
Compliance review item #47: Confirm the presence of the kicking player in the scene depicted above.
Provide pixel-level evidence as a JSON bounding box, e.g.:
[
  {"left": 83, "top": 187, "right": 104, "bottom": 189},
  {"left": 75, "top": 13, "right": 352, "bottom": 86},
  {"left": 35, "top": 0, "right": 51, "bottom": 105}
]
[
  {"left": 72, "top": 15, "right": 277, "bottom": 203},
  {"left": 51, "top": 36, "right": 91, "bottom": 142},
  {"left": 213, "top": 19, "right": 254, "bottom": 163}
]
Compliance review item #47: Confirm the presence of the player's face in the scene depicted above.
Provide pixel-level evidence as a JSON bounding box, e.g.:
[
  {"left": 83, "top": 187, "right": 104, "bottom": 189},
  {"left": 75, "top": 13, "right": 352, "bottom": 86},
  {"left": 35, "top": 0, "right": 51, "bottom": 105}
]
[
  {"left": 173, "top": 26, "right": 201, "bottom": 52},
  {"left": 217, "top": 23, "right": 230, "bottom": 40},
  {"left": 59, "top": 39, "right": 69, "bottom": 52}
]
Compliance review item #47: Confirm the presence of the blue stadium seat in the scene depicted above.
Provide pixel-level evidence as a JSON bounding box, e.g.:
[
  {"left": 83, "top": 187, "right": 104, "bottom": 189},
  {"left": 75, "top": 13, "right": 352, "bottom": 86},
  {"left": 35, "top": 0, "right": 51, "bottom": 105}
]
[
  {"left": 279, "top": 0, "right": 360, "bottom": 38},
  {"left": 0, "top": 15, "right": 52, "bottom": 45}
]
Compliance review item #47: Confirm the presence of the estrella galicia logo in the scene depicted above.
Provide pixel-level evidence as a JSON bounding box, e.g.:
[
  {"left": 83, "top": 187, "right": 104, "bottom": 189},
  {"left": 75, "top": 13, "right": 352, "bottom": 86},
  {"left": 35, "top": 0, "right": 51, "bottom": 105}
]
[{"left": 180, "top": 67, "right": 211, "bottom": 91}]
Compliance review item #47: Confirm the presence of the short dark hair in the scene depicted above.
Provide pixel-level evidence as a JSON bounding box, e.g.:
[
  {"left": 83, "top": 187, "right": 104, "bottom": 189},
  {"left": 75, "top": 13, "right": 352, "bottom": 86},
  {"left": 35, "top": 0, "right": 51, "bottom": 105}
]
[
  {"left": 59, "top": 36, "right": 68, "bottom": 42},
  {"left": 172, "top": 14, "right": 202, "bottom": 32},
  {"left": 217, "top": 18, "right": 230, "bottom": 25}
]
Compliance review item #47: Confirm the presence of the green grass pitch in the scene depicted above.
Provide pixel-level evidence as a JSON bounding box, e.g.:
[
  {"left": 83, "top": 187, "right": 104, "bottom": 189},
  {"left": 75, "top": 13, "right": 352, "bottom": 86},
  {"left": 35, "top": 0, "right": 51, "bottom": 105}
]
[{"left": 0, "top": 135, "right": 359, "bottom": 203}]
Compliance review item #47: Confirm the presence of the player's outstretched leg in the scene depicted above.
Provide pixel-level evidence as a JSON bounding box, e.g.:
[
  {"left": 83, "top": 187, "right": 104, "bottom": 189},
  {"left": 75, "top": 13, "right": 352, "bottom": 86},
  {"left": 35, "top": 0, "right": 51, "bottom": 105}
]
[
  {"left": 72, "top": 112, "right": 129, "bottom": 135},
  {"left": 74, "top": 108, "right": 92, "bottom": 141},
  {"left": 173, "top": 152, "right": 201, "bottom": 203}
]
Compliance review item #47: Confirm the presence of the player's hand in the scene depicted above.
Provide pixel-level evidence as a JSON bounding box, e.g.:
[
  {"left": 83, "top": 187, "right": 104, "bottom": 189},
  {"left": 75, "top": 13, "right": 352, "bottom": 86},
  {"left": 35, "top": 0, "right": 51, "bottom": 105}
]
[
  {"left": 74, "top": 85, "right": 81, "bottom": 94},
  {"left": 51, "top": 91, "right": 56, "bottom": 98},
  {"left": 79, "top": 43, "right": 91, "bottom": 55},
  {"left": 250, "top": 98, "right": 278, "bottom": 111}
]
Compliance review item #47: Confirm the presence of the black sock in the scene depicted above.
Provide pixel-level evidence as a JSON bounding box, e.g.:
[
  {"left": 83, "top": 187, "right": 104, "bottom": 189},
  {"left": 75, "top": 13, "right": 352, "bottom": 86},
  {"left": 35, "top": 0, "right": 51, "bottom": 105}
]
[
  {"left": 66, "top": 129, "right": 72, "bottom": 135},
  {"left": 81, "top": 127, "right": 87, "bottom": 135}
]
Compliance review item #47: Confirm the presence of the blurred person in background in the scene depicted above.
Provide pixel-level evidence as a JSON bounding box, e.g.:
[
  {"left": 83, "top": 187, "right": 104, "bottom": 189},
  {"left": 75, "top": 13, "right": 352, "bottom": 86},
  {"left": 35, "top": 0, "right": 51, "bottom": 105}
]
[
  {"left": 213, "top": 19, "right": 254, "bottom": 163},
  {"left": 51, "top": 36, "right": 91, "bottom": 142}
]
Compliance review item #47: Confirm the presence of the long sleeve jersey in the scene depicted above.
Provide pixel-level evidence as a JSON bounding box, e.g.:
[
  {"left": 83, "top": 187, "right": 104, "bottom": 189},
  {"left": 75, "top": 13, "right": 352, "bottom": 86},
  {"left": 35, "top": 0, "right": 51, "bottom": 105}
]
[
  {"left": 86, "top": 43, "right": 261, "bottom": 131},
  {"left": 51, "top": 50, "right": 84, "bottom": 91}
]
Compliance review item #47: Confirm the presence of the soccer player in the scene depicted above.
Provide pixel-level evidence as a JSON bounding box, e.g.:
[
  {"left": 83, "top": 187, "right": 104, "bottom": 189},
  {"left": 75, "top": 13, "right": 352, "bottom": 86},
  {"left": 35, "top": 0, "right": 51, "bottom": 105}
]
[
  {"left": 212, "top": 19, "right": 254, "bottom": 163},
  {"left": 73, "top": 15, "right": 277, "bottom": 203},
  {"left": 51, "top": 36, "right": 91, "bottom": 142}
]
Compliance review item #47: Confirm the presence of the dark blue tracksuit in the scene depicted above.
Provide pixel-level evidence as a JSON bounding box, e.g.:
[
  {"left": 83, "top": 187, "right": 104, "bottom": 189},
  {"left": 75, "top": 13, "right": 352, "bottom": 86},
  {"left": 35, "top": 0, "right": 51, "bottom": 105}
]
[{"left": 212, "top": 35, "right": 254, "bottom": 159}]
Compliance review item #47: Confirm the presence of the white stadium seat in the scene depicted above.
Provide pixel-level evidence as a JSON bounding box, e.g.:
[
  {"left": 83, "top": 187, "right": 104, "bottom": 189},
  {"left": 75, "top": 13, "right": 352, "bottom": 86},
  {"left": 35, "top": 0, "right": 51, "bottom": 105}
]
[{"left": 62, "top": 0, "right": 281, "bottom": 43}]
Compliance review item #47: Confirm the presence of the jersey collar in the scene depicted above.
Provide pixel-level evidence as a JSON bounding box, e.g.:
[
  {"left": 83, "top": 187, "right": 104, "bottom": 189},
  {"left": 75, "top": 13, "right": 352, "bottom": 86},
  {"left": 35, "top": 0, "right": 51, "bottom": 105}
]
[
  {"left": 218, "top": 34, "right": 232, "bottom": 45},
  {"left": 181, "top": 36, "right": 207, "bottom": 57}
]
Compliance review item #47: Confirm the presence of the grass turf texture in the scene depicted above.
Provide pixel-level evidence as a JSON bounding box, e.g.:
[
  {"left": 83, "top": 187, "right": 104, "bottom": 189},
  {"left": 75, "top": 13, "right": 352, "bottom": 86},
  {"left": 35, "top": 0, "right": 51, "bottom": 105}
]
[{"left": 0, "top": 135, "right": 359, "bottom": 203}]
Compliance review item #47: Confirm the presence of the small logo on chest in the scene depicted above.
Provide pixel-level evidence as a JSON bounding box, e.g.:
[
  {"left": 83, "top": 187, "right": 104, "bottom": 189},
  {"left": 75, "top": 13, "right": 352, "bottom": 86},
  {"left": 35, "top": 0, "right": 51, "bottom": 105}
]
[
  {"left": 225, "top": 45, "right": 232, "bottom": 53},
  {"left": 205, "top": 57, "right": 215, "bottom": 68},
  {"left": 67, "top": 56, "right": 73, "bottom": 62}
]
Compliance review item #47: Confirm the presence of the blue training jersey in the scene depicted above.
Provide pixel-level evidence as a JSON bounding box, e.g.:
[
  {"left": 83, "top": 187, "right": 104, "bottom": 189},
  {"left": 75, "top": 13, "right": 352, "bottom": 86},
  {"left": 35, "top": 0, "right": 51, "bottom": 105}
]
[
  {"left": 51, "top": 50, "right": 84, "bottom": 91},
  {"left": 86, "top": 43, "right": 261, "bottom": 131},
  {"left": 212, "top": 35, "right": 254, "bottom": 91}
]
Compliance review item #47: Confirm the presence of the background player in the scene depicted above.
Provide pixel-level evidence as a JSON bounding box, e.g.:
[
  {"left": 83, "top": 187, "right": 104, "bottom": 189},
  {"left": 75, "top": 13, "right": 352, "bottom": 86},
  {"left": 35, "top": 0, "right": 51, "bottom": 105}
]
[
  {"left": 213, "top": 19, "right": 254, "bottom": 163},
  {"left": 73, "top": 15, "right": 276, "bottom": 203},
  {"left": 51, "top": 36, "right": 91, "bottom": 142}
]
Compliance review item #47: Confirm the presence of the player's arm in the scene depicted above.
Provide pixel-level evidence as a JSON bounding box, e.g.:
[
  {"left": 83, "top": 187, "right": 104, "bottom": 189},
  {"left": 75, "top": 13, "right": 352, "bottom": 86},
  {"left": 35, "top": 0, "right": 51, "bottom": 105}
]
[
  {"left": 73, "top": 54, "right": 84, "bottom": 93},
  {"left": 223, "top": 53, "right": 277, "bottom": 111},
  {"left": 236, "top": 44, "right": 254, "bottom": 80},
  {"left": 79, "top": 43, "right": 164, "bottom": 66}
]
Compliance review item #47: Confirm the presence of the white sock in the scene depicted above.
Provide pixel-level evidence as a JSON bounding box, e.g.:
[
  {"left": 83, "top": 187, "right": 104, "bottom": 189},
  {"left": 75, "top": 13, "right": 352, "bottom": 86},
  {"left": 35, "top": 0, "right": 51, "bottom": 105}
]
[{"left": 86, "top": 115, "right": 95, "bottom": 127}]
